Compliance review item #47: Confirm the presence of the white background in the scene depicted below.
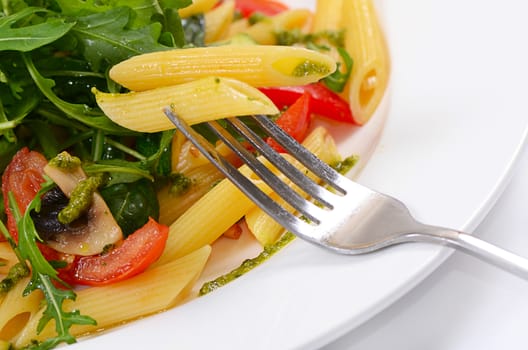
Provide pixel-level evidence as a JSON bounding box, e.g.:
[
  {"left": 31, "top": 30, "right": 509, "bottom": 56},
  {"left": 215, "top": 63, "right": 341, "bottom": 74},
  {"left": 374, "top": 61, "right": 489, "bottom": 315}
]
[{"left": 324, "top": 142, "right": 528, "bottom": 349}]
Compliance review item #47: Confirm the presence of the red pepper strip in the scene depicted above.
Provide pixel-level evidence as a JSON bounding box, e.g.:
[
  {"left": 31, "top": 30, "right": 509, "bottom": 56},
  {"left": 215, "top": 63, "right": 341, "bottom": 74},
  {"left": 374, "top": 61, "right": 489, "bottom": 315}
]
[
  {"left": 259, "top": 83, "right": 357, "bottom": 124},
  {"left": 233, "top": 0, "right": 289, "bottom": 17},
  {"left": 267, "top": 92, "right": 313, "bottom": 153},
  {"left": 61, "top": 217, "right": 169, "bottom": 286}
]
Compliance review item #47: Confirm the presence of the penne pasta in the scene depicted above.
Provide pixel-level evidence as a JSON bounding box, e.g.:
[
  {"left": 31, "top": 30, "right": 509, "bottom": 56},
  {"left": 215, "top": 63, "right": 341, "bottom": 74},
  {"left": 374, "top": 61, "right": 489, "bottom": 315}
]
[
  {"left": 0, "top": 242, "right": 17, "bottom": 274},
  {"left": 171, "top": 136, "right": 238, "bottom": 175},
  {"left": 94, "top": 77, "right": 279, "bottom": 133},
  {"left": 0, "top": 278, "right": 43, "bottom": 341},
  {"left": 13, "top": 246, "right": 211, "bottom": 347},
  {"left": 204, "top": 0, "right": 235, "bottom": 44},
  {"left": 232, "top": 9, "right": 313, "bottom": 45},
  {"left": 157, "top": 164, "right": 226, "bottom": 225},
  {"left": 154, "top": 159, "right": 286, "bottom": 266},
  {"left": 312, "top": 0, "right": 343, "bottom": 32},
  {"left": 179, "top": 0, "right": 219, "bottom": 18},
  {"left": 245, "top": 127, "right": 343, "bottom": 245},
  {"left": 341, "top": 0, "right": 389, "bottom": 124},
  {"left": 109, "top": 45, "right": 336, "bottom": 91},
  {"left": 0, "top": 1, "right": 390, "bottom": 347}
]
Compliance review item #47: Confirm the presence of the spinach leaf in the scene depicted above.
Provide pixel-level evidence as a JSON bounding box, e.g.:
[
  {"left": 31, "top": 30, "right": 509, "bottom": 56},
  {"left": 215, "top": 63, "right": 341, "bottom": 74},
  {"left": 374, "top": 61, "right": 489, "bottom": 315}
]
[
  {"left": 136, "top": 130, "right": 174, "bottom": 177},
  {"left": 100, "top": 178, "right": 160, "bottom": 237}
]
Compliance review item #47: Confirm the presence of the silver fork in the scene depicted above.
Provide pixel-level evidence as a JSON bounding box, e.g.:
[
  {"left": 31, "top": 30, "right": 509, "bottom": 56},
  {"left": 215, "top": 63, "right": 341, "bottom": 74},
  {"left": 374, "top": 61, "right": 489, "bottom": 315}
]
[{"left": 164, "top": 109, "right": 528, "bottom": 279}]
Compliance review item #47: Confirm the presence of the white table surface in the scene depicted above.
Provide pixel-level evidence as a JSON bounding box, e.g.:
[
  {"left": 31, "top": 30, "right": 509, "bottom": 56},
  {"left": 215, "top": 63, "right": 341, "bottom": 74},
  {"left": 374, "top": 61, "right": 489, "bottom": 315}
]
[{"left": 323, "top": 142, "right": 528, "bottom": 350}]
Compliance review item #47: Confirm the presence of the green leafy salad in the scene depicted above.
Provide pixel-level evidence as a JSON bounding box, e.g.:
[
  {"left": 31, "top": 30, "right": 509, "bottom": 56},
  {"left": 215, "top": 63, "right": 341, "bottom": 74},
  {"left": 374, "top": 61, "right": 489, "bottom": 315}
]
[
  {"left": 0, "top": 1, "right": 207, "bottom": 348},
  {"left": 0, "top": 0, "right": 359, "bottom": 348}
]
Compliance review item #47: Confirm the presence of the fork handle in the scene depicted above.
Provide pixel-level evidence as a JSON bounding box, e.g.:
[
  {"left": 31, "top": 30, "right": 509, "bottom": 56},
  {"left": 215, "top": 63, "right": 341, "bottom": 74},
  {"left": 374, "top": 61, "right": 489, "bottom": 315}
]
[{"left": 418, "top": 227, "right": 528, "bottom": 279}]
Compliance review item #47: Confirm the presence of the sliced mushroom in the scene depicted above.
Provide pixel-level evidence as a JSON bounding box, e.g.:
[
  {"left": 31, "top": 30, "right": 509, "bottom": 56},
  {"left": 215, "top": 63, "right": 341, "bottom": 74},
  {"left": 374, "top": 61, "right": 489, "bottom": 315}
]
[{"left": 42, "top": 161, "right": 122, "bottom": 256}]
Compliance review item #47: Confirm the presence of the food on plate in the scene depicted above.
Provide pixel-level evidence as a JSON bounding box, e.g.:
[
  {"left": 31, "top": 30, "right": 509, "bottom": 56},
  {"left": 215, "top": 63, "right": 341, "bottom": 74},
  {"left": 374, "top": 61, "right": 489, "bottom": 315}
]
[{"left": 0, "top": 0, "right": 389, "bottom": 348}]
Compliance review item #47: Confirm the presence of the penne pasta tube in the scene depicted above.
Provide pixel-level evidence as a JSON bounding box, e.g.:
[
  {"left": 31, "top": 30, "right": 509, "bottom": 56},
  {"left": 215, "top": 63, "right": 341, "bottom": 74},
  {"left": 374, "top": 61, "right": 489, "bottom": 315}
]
[
  {"left": 0, "top": 278, "right": 43, "bottom": 341},
  {"left": 312, "top": 0, "right": 343, "bottom": 32},
  {"left": 157, "top": 163, "right": 227, "bottom": 225},
  {"left": 154, "top": 158, "right": 287, "bottom": 266},
  {"left": 179, "top": 0, "right": 219, "bottom": 18},
  {"left": 109, "top": 45, "right": 336, "bottom": 91},
  {"left": 237, "top": 9, "right": 313, "bottom": 45},
  {"left": 204, "top": 0, "right": 235, "bottom": 44},
  {"left": 226, "top": 18, "right": 250, "bottom": 38},
  {"left": 245, "top": 127, "right": 343, "bottom": 245},
  {"left": 0, "top": 242, "right": 17, "bottom": 274},
  {"left": 172, "top": 137, "right": 237, "bottom": 175},
  {"left": 94, "top": 77, "right": 279, "bottom": 133},
  {"left": 342, "top": 0, "right": 389, "bottom": 124},
  {"left": 13, "top": 246, "right": 211, "bottom": 347}
]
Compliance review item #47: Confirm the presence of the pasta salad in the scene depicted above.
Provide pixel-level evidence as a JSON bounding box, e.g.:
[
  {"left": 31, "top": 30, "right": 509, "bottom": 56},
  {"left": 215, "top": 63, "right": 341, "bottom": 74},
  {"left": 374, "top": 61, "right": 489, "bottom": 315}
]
[{"left": 0, "top": 0, "right": 389, "bottom": 348}]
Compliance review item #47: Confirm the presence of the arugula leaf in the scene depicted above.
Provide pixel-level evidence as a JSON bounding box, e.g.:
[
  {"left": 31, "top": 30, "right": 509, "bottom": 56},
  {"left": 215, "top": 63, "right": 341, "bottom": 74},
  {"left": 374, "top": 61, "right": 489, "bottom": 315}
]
[
  {"left": 8, "top": 180, "right": 96, "bottom": 349},
  {"left": 84, "top": 159, "right": 154, "bottom": 185},
  {"left": 54, "top": 0, "right": 164, "bottom": 27},
  {"left": 23, "top": 53, "right": 132, "bottom": 134},
  {"left": 71, "top": 7, "right": 169, "bottom": 71},
  {"left": 0, "top": 7, "right": 75, "bottom": 52}
]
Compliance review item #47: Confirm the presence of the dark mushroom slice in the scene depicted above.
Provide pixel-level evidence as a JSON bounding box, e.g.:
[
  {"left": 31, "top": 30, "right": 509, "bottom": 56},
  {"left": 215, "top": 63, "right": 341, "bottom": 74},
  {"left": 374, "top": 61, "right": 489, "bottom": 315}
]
[
  {"left": 42, "top": 160, "right": 122, "bottom": 256},
  {"left": 31, "top": 186, "right": 89, "bottom": 241}
]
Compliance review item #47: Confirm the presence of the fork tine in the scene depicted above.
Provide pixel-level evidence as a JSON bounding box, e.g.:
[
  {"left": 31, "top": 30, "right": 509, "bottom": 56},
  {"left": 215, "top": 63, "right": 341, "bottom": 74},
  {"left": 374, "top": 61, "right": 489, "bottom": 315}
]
[
  {"left": 163, "top": 108, "right": 321, "bottom": 232},
  {"left": 224, "top": 117, "right": 335, "bottom": 208},
  {"left": 252, "top": 115, "right": 348, "bottom": 193},
  {"left": 205, "top": 119, "right": 326, "bottom": 224}
]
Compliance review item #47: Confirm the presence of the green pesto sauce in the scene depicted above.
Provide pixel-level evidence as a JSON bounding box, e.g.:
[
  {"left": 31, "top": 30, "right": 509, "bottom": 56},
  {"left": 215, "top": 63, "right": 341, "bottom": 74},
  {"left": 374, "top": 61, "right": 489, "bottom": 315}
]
[
  {"left": 49, "top": 151, "right": 82, "bottom": 169},
  {"left": 199, "top": 232, "right": 295, "bottom": 296},
  {"left": 333, "top": 155, "right": 360, "bottom": 175},
  {"left": 275, "top": 29, "right": 345, "bottom": 48},
  {"left": 58, "top": 174, "right": 103, "bottom": 225},
  {"left": 0, "top": 262, "right": 29, "bottom": 295},
  {"left": 292, "top": 60, "right": 331, "bottom": 77},
  {"left": 198, "top": 155, "right": 359, "bottom": 296},
  {"left": 169, "top": 173, "right": 193, "bottom": 196}
]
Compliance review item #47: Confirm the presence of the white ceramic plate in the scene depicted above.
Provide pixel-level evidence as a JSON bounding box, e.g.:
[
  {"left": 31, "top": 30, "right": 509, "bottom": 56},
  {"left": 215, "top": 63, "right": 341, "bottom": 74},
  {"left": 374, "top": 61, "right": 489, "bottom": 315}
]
[{"left": 70, "top": 0, "right": 528, "bottom": 349}]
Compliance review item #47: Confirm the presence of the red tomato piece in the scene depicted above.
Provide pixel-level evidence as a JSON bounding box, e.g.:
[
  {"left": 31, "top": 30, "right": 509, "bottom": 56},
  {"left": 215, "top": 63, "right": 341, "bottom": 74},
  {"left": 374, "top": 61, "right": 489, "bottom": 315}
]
[
  {"left": 259, "top": 83, "right": 357, "bottom": 124},
  {"left": 267, "top": 92, "right": 313, "bottom": 153},
  {"left": 65, "top": 217, "right": 169, "bottom": 286},
  {"left": 234, "top": 0, "right": 289, "bottom": 17},
  {"left": 1, "top": 147, "right": 48, "bottom": 241}
]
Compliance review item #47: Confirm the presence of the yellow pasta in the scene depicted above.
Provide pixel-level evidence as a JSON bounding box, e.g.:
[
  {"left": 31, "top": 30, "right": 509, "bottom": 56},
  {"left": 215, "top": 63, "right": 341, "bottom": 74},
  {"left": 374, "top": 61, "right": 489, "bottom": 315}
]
[
  {"left": 179, "top": 0, "right": 219, "bottom": 18},
  {"left": 13, "top": 245, "right": 211, "bottom": 347},
  {"left": 94, "top": 76, "right": 279, "bottom": 132},
  {"left": 341, "top": 0, "right": 389, "bottom": 124},
  {"left": 109, "top": 45, "right": 336, "bottom": 91},
  {"left": 0, "top": 242, "right": 17, "bottom": 274},
  {"left": 245, "top": 127, "right": 342, "bottom": 245},
  {"left": 312, "top": 0, "right": 343, "bottom": 32},
  {"left": 154, "top": 158, "right": 288, "bottom": 266},
  {"left": 171, "top": 135, "right": 237, "bottom": 175},
  {"left": 0, "top": 278, "right": 43, "bottom": 341},
  {"left": 204, "top": 0, "right": 235, "bottom": 44},
  {"left": 0, "top": 1, "right": 391, "bottom": 347},
  {"left": 231, "top": 9, "right": 313, "bottom": 45},
  {"left": 158, "top": 164, "right": 226, "bottom": 225}
]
